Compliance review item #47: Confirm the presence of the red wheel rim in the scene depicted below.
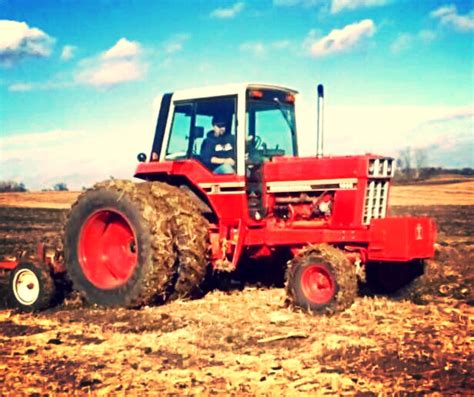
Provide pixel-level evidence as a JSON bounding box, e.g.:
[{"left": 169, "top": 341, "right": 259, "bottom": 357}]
[
  {"left": 78, "top": 209, "right": 138, "bottom": 289},
  {"left": 300, "top": 264, "right": 335, "bottom": 304}
]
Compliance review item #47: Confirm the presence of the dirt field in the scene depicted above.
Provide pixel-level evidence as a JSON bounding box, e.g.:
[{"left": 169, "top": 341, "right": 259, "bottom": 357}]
[{"left": 0, "top": 183, "right": 473, "bottom": 395}]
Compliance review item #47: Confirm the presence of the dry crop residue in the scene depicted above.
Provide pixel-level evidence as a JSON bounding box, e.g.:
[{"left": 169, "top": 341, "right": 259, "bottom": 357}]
[{"left": 0, "top": 187, "right": 473, "bottom": 395}]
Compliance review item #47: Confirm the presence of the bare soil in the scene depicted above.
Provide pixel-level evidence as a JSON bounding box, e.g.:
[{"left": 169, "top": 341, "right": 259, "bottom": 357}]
[
  {"left": 0, "top": 185, "right": 473, "bottom": 395},
  {"left": 0, "top": 191, "right": 79, "bottom": 209}
]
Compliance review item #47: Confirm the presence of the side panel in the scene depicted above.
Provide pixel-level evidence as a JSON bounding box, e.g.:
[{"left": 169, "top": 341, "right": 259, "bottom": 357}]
[
  {"left": 368, "top": 217, "right": 436, "bottom": 261},
  {"left": 331, "top": 189, "right": 363, "bottom": 228}
]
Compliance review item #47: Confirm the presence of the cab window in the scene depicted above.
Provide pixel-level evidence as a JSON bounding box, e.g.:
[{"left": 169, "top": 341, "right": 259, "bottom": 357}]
[
  {"left": 165, "top": 96, "right": 237, "bottom": 168},
  {"left": 165, "top": 103, "right": 193, "bottom": 160}
]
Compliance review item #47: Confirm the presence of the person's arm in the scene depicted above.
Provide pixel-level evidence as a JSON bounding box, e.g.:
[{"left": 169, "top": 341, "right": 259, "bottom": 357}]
[
  {"left": 210, "top": 156, "right": 235, "bottom": 165},
  {"left": 200, "top": 139, "right": 212, "bottom": 165},
  {"left": 211, "top": 136, "right": 235, "bottom": 165}
]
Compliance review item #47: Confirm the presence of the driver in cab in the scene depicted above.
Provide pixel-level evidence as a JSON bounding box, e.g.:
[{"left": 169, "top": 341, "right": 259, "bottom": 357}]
[{"left": 200, "top": 116, "right": 235, "bottom": 174}]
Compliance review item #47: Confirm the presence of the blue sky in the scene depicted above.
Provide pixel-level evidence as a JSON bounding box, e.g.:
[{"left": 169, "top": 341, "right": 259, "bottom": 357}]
[{"left": 0, "top": 0, "right": 473, "bottom": 189}]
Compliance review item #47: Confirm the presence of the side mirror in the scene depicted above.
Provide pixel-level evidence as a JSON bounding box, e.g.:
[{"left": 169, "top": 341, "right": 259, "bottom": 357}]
[
  {"left": 137, "top": 152, "right": 147, "bottom": 162},
  {"left": 192, "top": 126, "right": 204, "bottom": 139}
]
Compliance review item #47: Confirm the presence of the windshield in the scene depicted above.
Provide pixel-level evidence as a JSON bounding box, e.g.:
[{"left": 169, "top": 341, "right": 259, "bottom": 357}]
[{"left": 246, "top": 92, "right": 297, "bottom": 160}]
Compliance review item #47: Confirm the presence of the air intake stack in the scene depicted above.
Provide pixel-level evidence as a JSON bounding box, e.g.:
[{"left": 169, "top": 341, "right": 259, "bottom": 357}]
[{"left": 316, "top": 84, "right": 324, "bottom": 158}]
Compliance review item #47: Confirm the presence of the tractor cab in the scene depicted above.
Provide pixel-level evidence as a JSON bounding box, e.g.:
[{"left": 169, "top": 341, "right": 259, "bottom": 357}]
[{"left": 145, "top": 83, "right": 299, "bottom": 177}]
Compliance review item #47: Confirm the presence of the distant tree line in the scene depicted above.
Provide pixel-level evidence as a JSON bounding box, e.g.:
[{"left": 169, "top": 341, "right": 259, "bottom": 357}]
[
  {"left": 394, "top": 146, "right": 473, "bottom": 184},
  {"left": 0, "top": 181, "right": 69, "bottom": 192},
  {"left": 54, "top": 182, "right": 69, "bottom": 191},
  {"left": 0, "top": 180, "right": 28, "bottom": 192}
]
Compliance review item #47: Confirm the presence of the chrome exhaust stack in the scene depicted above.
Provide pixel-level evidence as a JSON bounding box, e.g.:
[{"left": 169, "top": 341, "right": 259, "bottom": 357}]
[{"left": 316, "top": 84, "right": 324, "bottom": 158}]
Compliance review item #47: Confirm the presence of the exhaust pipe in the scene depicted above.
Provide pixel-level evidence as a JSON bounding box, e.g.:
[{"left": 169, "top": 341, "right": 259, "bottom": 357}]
[{"left": 316, "top": 84, "right": 324, "bottom": 158}]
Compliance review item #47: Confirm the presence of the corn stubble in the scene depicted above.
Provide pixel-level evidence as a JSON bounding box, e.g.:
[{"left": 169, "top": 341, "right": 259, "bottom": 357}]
[{"left": 0, "top": 203, "right": 472, "bottom": 395}]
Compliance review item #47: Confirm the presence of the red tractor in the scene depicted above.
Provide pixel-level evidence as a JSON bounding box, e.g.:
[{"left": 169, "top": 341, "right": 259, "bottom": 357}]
[{"left": 59, "top": 83, "right": 436, "bottom": 314}]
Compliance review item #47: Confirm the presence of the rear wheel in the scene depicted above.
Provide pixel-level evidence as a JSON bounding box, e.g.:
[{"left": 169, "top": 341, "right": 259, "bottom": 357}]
[
  {"left": 9, "top": 262, "right": 56, "bottom": 311},
  {"left": 148, "top": 183, "right": 209, "bottom": 298},
  {"left": 286, "top": 244, "right": 357, "bottom": 314},
  {"left": 64, "top": 180, "right": 176, "bottom": 307}
]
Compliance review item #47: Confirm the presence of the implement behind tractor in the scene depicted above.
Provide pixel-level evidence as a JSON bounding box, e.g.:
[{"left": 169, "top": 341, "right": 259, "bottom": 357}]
[
  {"left": 1, "top": 243, "right": 65, "bottom": 311},
  {"left": 2, "top": 83, "right": 436, "bottom": 313}
]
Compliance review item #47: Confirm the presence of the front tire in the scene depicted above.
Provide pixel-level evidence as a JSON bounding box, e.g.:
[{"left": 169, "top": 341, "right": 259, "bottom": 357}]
[
  {"left": 286, "top": 244, "right": 357, "bottom": 314},
  {"left": 64, "top": 180, "right": 176, "bottom": 307},
  {"left": 9, "top": 262, "right": 56, "bottom": 312}
]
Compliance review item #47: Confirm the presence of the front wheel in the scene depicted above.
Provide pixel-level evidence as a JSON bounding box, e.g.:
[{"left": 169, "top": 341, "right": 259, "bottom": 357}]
[
  {"left": 9, "top": 262, "right": 56, "bottom": 311},
  {"left": 285, "top": 244, "right": 357, "bottom": 314}
]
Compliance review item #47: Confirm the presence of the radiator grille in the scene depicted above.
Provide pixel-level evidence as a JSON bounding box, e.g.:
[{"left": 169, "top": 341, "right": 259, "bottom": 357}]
[{"left": 363, "top": 180, "right": 389, "bottom": 225}]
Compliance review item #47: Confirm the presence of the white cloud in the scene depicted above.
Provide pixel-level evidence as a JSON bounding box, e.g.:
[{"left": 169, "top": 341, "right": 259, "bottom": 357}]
[
  {"left": 0, "top": 122, "right": 153, "bottom": 190},
  {"left": 76, "top": 59, "right": 145, "bottom": 88},
  {"left": 60, "top": 45, "right": 77, "bottom": 61},
  {"left": 0, "top": 20, "right": 54, "bottom": 66},
  {"left": 331, "top": 0, "right": 387, "bottom": 13},
  {"left": 210, "top": 2, "right": 245, "bottom": 18},
  {"left": 430, "top": 4, "right": 474, "bottom": 32},
  {"left": 75, "top": 38, "right": 146, "bottom": 88},
  {"left": 272, "top": 40, "right": 291, "bottom": 49},
  {"left": 163, "top": 33, "right": 190, "bottom": 54},
  {"left": 240, "top": 41, "right": 266, "bottom": 56},
  {"left": 2, "top": 103, "right": 472, "bottom": 190},
  {"left": 8, "top": 80, "right": 75, "bottom": 92},
  {"left": 296, "top": 98, "right": 474, "bottom": 168},
  {"left": 390, "top": 33, "right": 412, "bottom": 54},
  {"left": 239, "top": 39, "right": 291, "bottom": 56},
  {"left": 102, "top": 38, "right": 140, "bottom": 59},
  {"left": 390, "top": 29, "right": 437, "bottom": 55},
  {"left": 431, "top": 4, "right": 456, "bottom": 18},
  {"left": 418, "top": 29, "right": 436, "bottom": 42},
  {"left": 8, "top": 82, "right": 33, "bottom": 92},
  {"left": 1, "top": 129, "right": 79, "bottom": 148},
  {"left": 306, "top": 19, "right": 375, "bottom": 57}
]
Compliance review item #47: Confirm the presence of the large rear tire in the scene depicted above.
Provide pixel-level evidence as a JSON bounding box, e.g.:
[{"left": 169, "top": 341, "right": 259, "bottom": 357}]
[
  {"left": 148, "top": 183, "right": 209, "bottom": 298},
  {"left": 286, "top": 244, "right": 357, "bottom": 314},
  {"left": 64, "top": 180, "right": 176, "bottom": 307}
]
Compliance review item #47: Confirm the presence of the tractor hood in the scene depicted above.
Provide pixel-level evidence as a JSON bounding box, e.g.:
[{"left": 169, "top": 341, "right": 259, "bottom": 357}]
[{"left": 263, "top": 154, "right": 385, "bottom": 183}]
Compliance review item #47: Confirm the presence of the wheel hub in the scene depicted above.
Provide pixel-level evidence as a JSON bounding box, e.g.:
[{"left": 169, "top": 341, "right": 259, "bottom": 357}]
[
  {"left": 13, "top": 269, "right": 40, "bottom": 305},
  {"left": 300, "top": 264, "right": 335, "bottom": 304},
  {"left": 79, "top": 209, "right": 138, "bottom": 289}
]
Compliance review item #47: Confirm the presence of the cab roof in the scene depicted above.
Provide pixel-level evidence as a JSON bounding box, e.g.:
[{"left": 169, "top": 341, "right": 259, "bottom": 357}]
[{"left": 171, "top": 82, "right": 298, "bottom": 101}]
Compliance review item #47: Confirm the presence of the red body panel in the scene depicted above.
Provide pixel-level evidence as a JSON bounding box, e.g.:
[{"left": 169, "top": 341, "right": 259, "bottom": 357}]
[{"left": 134, "top": 154, "right": 436, "bottom": 266}]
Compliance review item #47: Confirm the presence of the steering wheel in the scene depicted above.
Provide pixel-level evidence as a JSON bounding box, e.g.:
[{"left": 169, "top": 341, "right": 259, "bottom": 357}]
[{"left": 253, "top": 135, "right": 262, "bottom": 149}]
